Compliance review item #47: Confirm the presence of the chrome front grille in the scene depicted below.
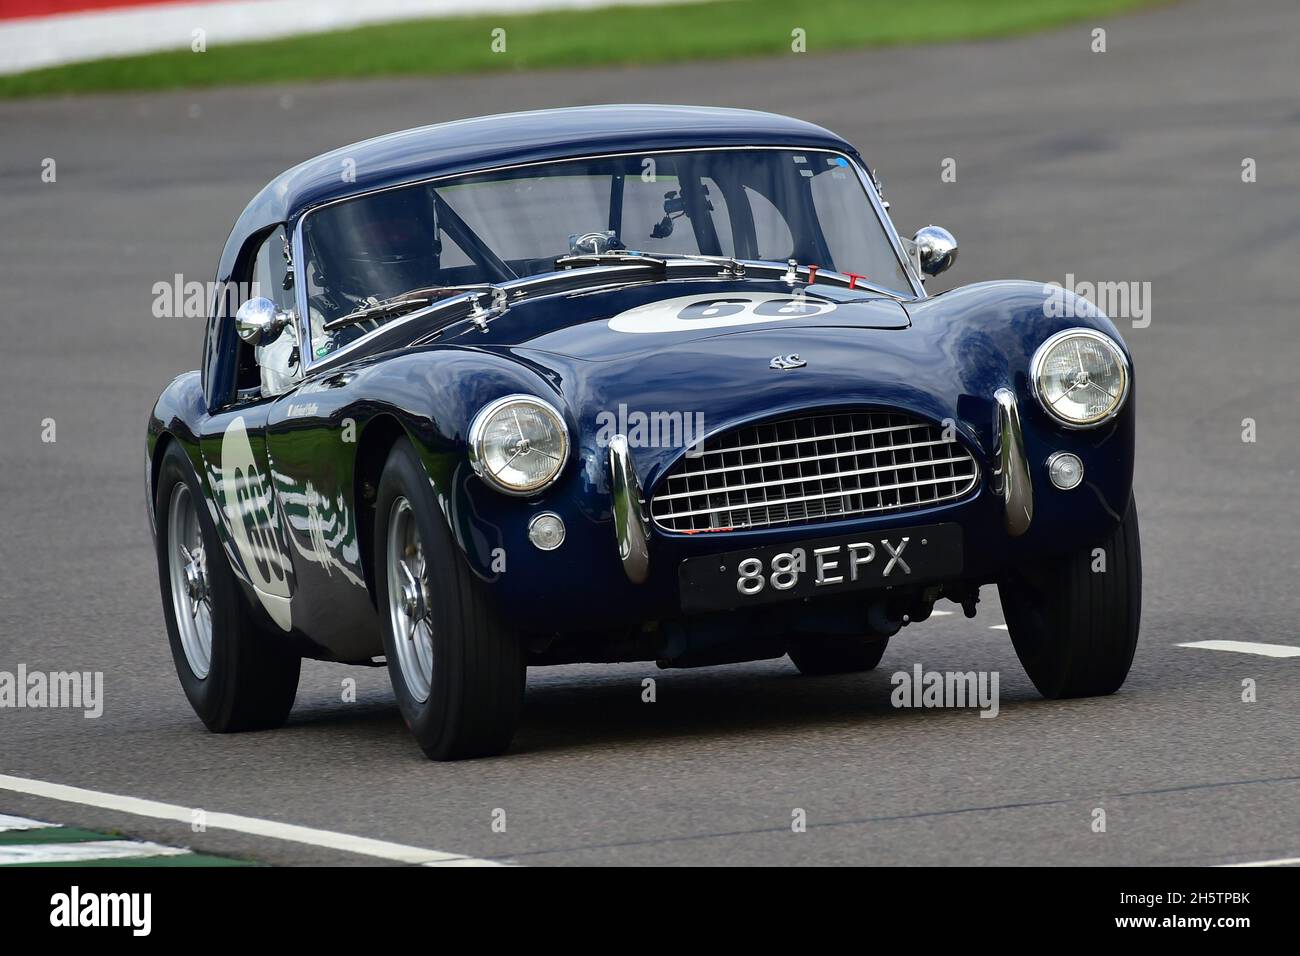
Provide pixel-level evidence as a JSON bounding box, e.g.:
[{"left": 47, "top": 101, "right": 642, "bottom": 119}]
[{"left": 650, "top": 410, "right": 979, "bottom": 533}]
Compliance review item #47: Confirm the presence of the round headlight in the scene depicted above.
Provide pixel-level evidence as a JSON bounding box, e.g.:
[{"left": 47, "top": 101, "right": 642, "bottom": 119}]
[
  {"left": 1030, "top": 329, "right": 1131, "bottom": 428},
  {"left": 468, "top": 394, "right": 569, "bottom": 495}
]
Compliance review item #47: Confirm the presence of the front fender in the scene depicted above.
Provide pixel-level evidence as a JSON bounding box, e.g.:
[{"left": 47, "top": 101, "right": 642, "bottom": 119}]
[
  {"left": 146, "top": 369, "right": 207, "bottom": 535},
  {"left": 905, "top": 278, "right": 1135, "bottom": 520},
  {"left": 261, "top": 345, "right": 574, "bottom": 655}
]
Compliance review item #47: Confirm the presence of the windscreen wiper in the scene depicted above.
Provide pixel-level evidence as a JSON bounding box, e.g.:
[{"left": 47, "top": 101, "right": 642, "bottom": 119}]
[
  {"left": 555, "top": 251, "right": 752, "bottom": 279},
  {"left": 323, "top": 284, "right": 497, "bottom": 331},
  {"left": 537, "top": 253, "right": 904, "bottom": 302},
  {"left": 554, "top": 251, "right": 668, "bottom": 272}
]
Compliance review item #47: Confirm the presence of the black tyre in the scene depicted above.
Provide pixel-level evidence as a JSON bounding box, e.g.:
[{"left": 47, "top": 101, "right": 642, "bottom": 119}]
[
  {"left": 154, "top": 441, "right": 301, "bottom": 732},
  {"left": 788, "top": 635, "right": 890, "bottom": 676},
  {"left": 374, "top": 438, "right": 525, "bottom": 760},
  {"left": 998, "top": 496, "right": 1142, "bottom": 698}
]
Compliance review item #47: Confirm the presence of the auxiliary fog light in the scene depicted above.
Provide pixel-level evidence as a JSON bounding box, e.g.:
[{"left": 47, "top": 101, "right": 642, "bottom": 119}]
[
  {"left": 1047, "top": 452, "right": 1084, "bottom": 490},
  {"left": 528, "top": 512, "right": 566, "bottom": 551}
]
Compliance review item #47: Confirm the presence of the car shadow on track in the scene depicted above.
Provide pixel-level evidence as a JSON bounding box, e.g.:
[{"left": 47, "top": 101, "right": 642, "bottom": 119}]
[
  {"left": 278, "top": 658, "right": 1082, "bottom": 760},
  {"left": 509, "top": 663, "right": 1053, "bottom": 757}
]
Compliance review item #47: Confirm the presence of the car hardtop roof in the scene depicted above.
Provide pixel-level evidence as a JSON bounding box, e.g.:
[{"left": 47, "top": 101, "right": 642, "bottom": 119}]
[{"left": 216, "top": 105, "right": 861, "bottom": 282}]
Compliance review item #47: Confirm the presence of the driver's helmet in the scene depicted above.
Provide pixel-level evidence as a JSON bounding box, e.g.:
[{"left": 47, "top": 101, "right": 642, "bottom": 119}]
[{"left": 309, "top": 189, "right": 440, "bottom": 305}]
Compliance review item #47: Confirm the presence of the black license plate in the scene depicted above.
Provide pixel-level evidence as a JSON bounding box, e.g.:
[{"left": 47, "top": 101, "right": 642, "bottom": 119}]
[{"left": 678, "top": 523, "right": 963, "bottom": 613}]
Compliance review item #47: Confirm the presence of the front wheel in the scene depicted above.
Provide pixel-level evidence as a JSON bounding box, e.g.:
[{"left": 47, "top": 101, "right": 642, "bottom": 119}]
[
  {"left": 375, "top": 438, "right": 525, "bottom": 760},
  {"left": 998, "top": 496, "right": 1142, "bottom": 698}
]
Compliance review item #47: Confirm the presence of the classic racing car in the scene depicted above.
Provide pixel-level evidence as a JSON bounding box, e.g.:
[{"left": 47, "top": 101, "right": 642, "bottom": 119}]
[{"left": 147, "top": 106, "right": 1139, "bottom": 759}]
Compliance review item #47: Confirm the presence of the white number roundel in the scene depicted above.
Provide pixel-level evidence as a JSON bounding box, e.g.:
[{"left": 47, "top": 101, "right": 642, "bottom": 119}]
[
  {"left": 608, "top": 292, "right": 836, "bottom": 334},
  {"left": 217, "top": 416, "right": 293, "bottom": 630}
]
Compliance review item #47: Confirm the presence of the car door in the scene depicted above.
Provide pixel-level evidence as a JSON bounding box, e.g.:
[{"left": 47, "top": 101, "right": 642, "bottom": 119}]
[{"left": 198, "top": 226, "right": 299, "bottom": 632}]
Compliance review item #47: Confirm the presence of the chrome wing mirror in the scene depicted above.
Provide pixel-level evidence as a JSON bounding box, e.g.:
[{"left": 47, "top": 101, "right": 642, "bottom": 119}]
[
  {"left": 234, "top": 296, "right": 291, "bottom": 345},
  {"left": 912, "top": 225, "right": 958, "bottom": 278}
]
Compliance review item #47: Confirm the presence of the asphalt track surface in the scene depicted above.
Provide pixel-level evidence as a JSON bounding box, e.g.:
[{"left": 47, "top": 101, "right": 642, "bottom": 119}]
[{"left": 1, "top": 0, "right": 1297, "bottom": 866}]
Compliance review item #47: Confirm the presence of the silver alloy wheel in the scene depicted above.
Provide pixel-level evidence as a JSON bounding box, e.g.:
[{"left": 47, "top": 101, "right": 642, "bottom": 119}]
[
  {"left": 386, "top": 497, "right": 434, "bottom": 703},
  {"left": 167, "top": 483, "right": 213, "bottom": 679}
]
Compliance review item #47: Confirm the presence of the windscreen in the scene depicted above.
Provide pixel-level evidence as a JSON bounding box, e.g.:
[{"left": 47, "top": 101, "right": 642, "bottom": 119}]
[{"left": 301, "top": 148, "right": 912, "bottom": 358}]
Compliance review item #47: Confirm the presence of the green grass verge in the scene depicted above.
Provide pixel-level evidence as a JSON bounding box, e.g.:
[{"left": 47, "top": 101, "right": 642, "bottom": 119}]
[
  {"left": 0, "top": 0, "right": 1169, "bottom": 99},
  {"left": 0, "top": 827, "right": 120, "bottom": 845},
  {"left": 20, "top": 853, "right": 258, "bottom": 867},
  {"left": 0, "top": 824, "right": 259, "bottom": 866}
]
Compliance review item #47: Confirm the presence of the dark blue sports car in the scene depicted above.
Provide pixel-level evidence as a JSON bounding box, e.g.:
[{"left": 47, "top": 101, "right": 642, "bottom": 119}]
[{"left": 147, "top": 105, "right": 1139, "bottom": 759}]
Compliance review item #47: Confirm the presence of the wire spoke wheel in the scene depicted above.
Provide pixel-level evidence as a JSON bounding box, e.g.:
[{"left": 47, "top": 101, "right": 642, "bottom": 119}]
[
  {"left": 386, "top": 497, "right": 435, "bottom": 703},
  {"left": 167, "top": 482, "right": 213, "bottom": 679},
  {"left": 374, "top": 437, "right": 524, "bottom": 759}
]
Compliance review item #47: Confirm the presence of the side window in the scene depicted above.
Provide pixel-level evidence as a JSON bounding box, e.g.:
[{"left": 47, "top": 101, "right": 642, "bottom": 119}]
[
  {"left": 250, "top": 226, "right": 293, "bottom": 310},
  {"left": 247, "top": 226, "right": 299, "bottom": 397}
]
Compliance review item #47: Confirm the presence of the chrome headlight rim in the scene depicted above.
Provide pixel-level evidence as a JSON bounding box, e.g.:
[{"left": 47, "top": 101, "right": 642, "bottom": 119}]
[
  {"left": 1029, "top": 328, "right": 1131, "bottom": 429},
  {"left": 467, "top": 393, "right": 570, "bottom": 496}
]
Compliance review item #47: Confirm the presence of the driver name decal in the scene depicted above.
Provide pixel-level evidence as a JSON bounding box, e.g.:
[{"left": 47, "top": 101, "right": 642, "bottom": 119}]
[{"left": 608, "top": 292, "right": 836, "bottom": 334}]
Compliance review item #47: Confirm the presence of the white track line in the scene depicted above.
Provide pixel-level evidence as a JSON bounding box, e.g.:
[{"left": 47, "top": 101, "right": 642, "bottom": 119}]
[
  {"left": 0, "top": 813, "right": 57, "bottom": 832},
  {"left": 0, "top": 840, "right": 190, "bottom": 866},
  {"left": 425, "top": 857, "right": 511, "bottom": 867},
  {"left": 1177, "top": 640, "right": 1300, "bottom": 659},
  {"left": 1219, "top": 856, "right": 1300, "bottom": 867},
  {"left": 0, "top": 774, "right": 500, "bottom": 867}
]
